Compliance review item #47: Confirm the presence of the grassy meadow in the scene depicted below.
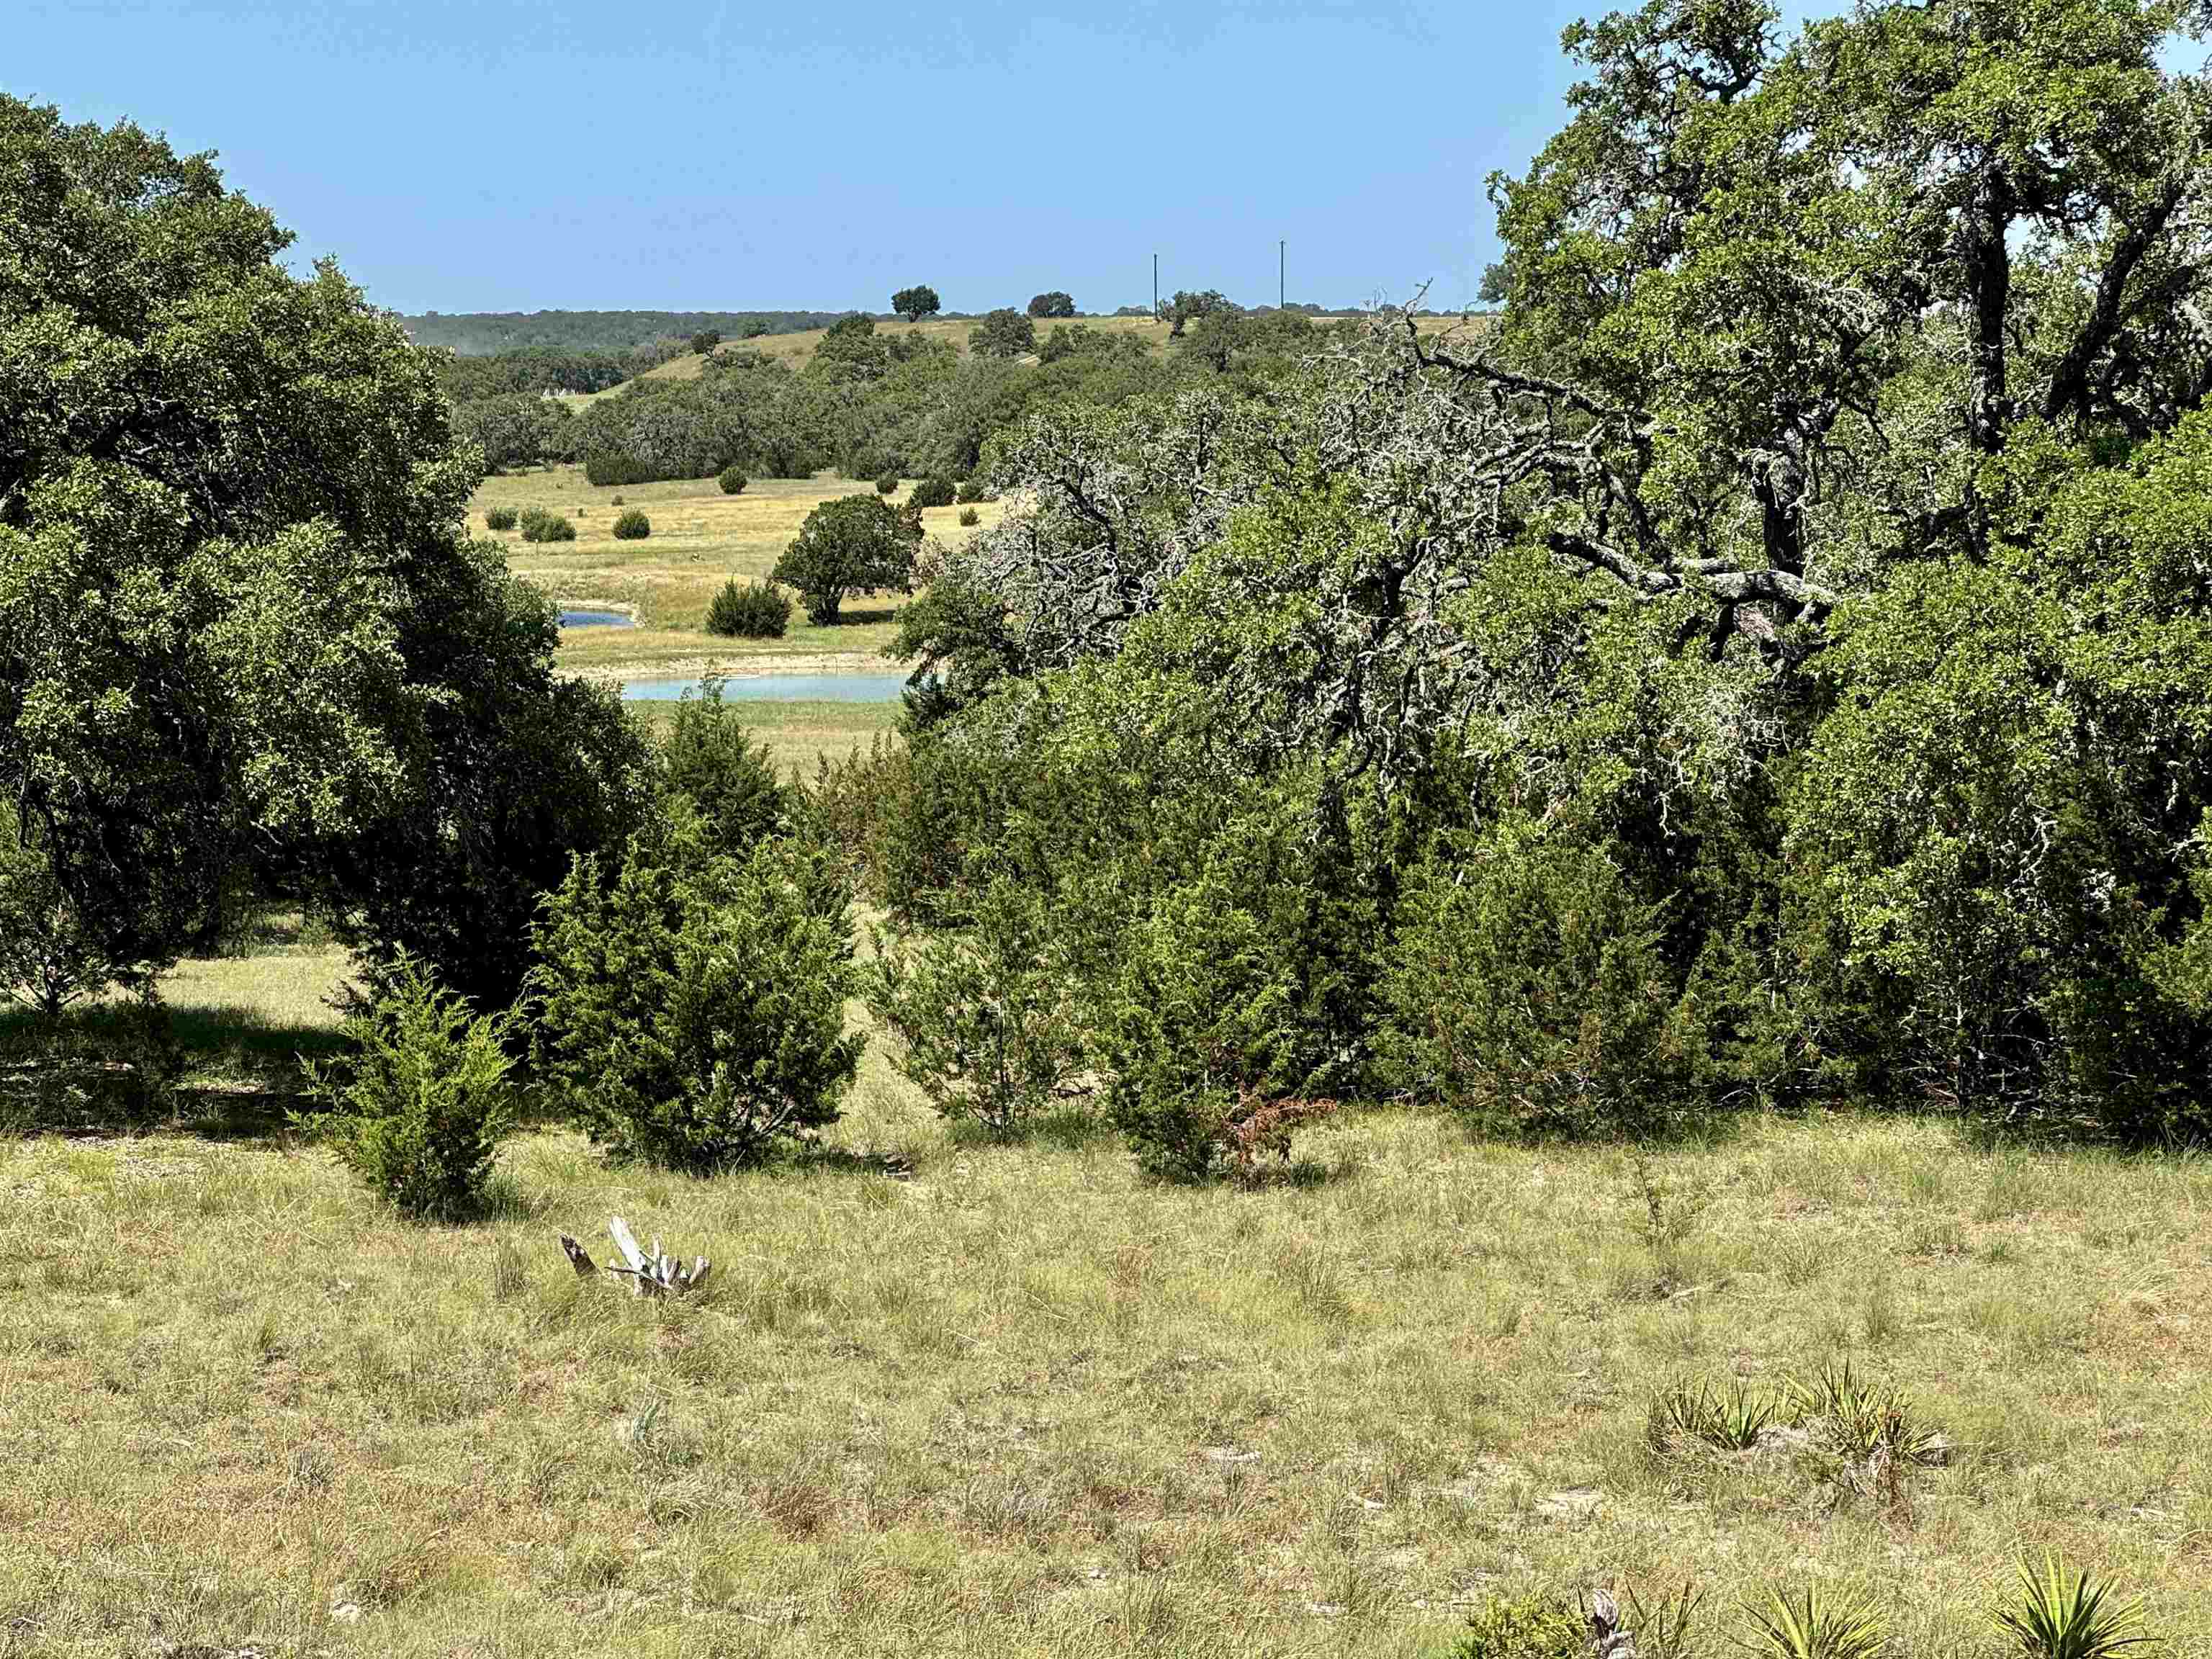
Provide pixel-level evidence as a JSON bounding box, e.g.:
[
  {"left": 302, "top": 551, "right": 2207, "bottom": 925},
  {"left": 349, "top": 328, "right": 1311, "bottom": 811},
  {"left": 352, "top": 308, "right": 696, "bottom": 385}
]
[
  {"left": 6, "top": 944, "right": 2211, "bottom": 1659},
  {"left": 473, "top": 467, "right": 1004, "bottom": 679}
]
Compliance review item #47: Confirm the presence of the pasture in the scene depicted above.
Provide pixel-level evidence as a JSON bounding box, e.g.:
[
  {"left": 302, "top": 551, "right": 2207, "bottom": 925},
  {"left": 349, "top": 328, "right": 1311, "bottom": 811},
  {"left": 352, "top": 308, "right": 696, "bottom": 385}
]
[
  {"left": 4, "top": 976, "right": 2208, "bottom": 1658},
  {"left": 471, "top": 467, "right": 1002, "bottom": 680}
]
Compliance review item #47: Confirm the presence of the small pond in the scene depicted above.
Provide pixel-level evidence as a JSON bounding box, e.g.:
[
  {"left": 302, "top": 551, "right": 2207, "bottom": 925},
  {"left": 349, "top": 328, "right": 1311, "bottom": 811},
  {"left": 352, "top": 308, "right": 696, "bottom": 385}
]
[
  {"left": 619, "top": 674, "right": 909, "bottom": 703},
  {"left": 559, "top": 609, "right": 635, "bottom": 629}
]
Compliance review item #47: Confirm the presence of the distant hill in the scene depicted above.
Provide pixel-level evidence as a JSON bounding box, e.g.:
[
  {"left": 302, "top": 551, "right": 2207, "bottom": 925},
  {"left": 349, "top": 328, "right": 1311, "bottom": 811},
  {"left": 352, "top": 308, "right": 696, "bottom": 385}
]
[{"left": 397, "top": 310, "right": 863, "bottom": 356}]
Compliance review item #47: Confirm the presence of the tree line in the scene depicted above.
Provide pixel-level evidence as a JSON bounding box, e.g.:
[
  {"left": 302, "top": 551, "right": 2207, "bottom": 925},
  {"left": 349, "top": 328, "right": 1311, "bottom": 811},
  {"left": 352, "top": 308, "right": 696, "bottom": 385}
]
[{"left": 9, "top": 0, "right": 2212, "bottom": 1201}]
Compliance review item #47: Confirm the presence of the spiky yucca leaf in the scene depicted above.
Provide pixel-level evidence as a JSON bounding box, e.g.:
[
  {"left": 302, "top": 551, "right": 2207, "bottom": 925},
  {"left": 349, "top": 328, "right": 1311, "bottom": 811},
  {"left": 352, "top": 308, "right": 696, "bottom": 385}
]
[
  {"left": 1736, "top": 1586, "right": 1887, "bottom": 1659},
  {"left": 1992, "top": 1555, "right": 2154, "bottom": 1659}
]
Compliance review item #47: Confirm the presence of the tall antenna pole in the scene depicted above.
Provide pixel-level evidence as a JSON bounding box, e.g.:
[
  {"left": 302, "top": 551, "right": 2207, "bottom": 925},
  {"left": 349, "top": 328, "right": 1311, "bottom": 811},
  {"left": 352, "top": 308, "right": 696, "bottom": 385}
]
[
  {"left": 1280, "top": 239, "right": 1285, "bottom": 310},
  {"left": 1153, "top": 253, "right": 1159, "bottom": 321}
]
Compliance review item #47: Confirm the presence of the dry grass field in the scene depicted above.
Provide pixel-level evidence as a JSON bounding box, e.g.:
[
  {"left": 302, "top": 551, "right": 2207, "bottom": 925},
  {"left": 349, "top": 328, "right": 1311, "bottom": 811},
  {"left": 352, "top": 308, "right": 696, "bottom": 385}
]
[
  {"left": 470, "top": 467, "right": 1004, "bottom": 680},
  {"left": 4, "top": 931, "right": 2211, "bottom": 1657}
]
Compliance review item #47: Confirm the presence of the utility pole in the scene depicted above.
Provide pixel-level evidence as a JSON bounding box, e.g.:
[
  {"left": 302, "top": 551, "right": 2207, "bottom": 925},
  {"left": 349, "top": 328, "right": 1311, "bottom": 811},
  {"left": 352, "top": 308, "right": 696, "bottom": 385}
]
[
  {"left": 1153, "top": 253, "right": 1159, "bottom": 322},
  {"left": 1280, "top": 239, "right": 1285, "bottom": 310}
]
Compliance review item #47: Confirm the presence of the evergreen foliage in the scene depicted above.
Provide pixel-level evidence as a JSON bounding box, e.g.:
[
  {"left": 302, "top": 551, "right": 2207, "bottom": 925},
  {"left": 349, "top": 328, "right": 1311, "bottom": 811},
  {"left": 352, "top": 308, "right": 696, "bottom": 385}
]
[
  {"left": 705, "top": 578, "right": 791, "bottom": 638},
  {"left": 528, "top": 804, "right": 863, "bottom": 1173},
  {"left": 296, "top": 956, "right": 516, "bottom": 1221}
]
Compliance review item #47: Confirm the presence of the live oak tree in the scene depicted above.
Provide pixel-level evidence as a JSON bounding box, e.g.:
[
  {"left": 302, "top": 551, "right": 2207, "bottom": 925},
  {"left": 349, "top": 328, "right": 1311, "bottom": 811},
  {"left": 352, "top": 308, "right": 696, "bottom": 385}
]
[
  {"left": 889, "top": 0, "right": 2212, "bottom": 1147},
  {"left": 1026, "top": 291, "right": 1076, "bottom": 319},
  {"left": 0, "top": 96, "right": 647, "bottom": 1007},
  {"left": 769, "top": 493, "right": 922, "bottom": 624},
  {"left": 1467, "top": 0, "right": 2212, "bottom": 649},
  {"left": 968, "top": 307, "right": 1038, "bottom": 359},
  {"left": 892, "top": 284, "right": 942, "bottom": 323},
  {"left": 809, "top": 313, "right": 892, "bottom": 385},
  {"left": 1159, "top": 289, "right": 1233, "bottom": 338}
]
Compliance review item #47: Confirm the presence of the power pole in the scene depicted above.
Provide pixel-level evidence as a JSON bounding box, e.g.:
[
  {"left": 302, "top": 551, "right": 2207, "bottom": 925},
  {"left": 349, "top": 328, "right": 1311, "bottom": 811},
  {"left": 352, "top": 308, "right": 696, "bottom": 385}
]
[
  {"left": 1280, "top": 239, "right": 1285, "bottom": 310},
  {"left": 1153, "top": 253, "right": 1159, "bottom": 322}
]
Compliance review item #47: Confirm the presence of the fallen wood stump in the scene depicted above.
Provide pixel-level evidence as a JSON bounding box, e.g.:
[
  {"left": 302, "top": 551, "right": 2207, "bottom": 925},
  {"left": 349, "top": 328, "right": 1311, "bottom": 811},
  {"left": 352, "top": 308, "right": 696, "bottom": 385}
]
[{"left": 558, "top": 1216, "right": 710, "bottom": 1298}]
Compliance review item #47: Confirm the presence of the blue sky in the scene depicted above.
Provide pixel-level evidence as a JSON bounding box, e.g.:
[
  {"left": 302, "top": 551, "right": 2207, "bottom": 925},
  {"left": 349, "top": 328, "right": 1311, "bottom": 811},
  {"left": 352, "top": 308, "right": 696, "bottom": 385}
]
[{"left": 17, "top": 1, "right": 1619, "bottom": 315}]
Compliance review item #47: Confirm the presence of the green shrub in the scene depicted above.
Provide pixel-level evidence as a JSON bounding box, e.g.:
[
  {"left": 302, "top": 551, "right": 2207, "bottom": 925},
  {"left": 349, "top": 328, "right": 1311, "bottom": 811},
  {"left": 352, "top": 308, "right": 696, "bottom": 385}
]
[
  {"left": 909, "top": 477, "right": 956, "bottom": 510},
  {"left": 0, "top": 812, "right": 123, "bottom": 1020},
  {"left": 295, "top": 956, "right": 516, "bottom": 1221},
  {"left": 1100, "top": 783, "right": 1375, "bottom": 1181},
  {"left": 876, "top": 472, "right": 899, "bottom": 495},
  {"left": 1784, "top": 549, "right": 2212, "bottom": 1138},
  {"left": 1102, "top": 889, "right": 1290, "bottom": 1181},
  {"left": 610, "top": 494, "right": 624, "bottom": 505},
  {"left": 867, "top": 879, "right": 1087, "bottom": 1137},
  {"left": 612, "top": 508, "right": 651, "bottom": 539},
  {"left": 1444, "top": 1593, "right": 1589, "bottom": 1659},
  {"left": 1381, "top": 827, "right": 1710, "bottom": 1140},
  {"left": 718, "top": 465, "right": 747, "bottom": 495},
  {"left": 528, "top": 804, "right": 863, "bottom": 1173},
  {"left": 662, "top": 675, "right": 787, "bottom": 855},
  {"left": 958, "top": 506, "right": 980, "bottom": 526},
  {"left": 956, "top": 478, "right": 985, "bottom": 503},
  {"left": 484, "top": 506, "right": 517, "bottom": 531},
  {"left": 705, "top": 577, "right": 791, "bottom": 638},
  {"left": 518, "top": 508, "right": 576, "bottom": 544}
]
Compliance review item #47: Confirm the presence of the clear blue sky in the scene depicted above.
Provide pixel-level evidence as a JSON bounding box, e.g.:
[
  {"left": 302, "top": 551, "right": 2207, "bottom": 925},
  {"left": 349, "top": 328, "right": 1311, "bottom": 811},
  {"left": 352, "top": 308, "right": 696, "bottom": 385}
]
[{"left": 17, "top": 0, "right": 1624, "bottom": 316}]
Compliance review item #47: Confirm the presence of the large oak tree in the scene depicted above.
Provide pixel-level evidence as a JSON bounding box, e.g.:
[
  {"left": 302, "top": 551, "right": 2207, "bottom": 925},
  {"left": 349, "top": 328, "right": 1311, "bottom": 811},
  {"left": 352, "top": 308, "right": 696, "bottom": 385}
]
[{"left": 0, "top": 98, "right": 647, "bottom": 1006}]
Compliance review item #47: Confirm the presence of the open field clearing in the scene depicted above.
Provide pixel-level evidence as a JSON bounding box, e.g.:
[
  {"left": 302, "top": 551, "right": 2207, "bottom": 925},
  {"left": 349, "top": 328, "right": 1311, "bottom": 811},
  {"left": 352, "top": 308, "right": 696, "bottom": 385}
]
[
  {"left": 6, "top": 1069, "right": 2211, "bottom": 1653},
  {"left": 470, "top": 468, "right": 1003, "bottom": 678},
  {"left": 629, "top": 310, "right": 1483, "bottom": 383},
  {"left": 4, "top": 936, "right": 2211, "bottom": 1658}
]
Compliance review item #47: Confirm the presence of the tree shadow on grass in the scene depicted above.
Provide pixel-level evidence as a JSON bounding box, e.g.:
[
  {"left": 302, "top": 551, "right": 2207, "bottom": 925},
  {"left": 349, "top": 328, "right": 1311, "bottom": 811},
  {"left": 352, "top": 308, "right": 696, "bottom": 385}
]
[
  {"left": 0, "top": 999, "right": 346, "bottom": 1141},
  {"left": 786, "top": 1142, "right": 920, "bottom": 1180},
  {"left": 940, "top": 1103, "right": 1117, "bottom": 1154}
]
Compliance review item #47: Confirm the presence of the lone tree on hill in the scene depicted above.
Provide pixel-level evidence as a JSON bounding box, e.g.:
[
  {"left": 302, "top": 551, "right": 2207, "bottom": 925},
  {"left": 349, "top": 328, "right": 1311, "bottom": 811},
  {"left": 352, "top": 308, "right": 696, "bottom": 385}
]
[
  {"left": 1160, "top": 289, "right": 1233, "bottom": 338},
  {"left": 892, "top": 284, "right": 942, "bottom": 323},
  {"left": 1026, "top": 291, "right": 1076, "bottom": 318},
  {"left": 969, "top": 307, "right": 1038, "bottom": 359},
  {"left": 770, "top": 493, "right": 922, "bottom": 624}
]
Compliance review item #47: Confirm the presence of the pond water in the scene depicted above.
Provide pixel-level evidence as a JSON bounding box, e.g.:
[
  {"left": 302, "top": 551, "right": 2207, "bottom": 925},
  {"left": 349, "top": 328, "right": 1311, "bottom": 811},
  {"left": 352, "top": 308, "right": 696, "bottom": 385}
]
[
  {"left": 619, "top": 674, "right": 909, "bottom": 703},
  {"left": 559, "top": 609, "right": 635, "bottom": 629}
]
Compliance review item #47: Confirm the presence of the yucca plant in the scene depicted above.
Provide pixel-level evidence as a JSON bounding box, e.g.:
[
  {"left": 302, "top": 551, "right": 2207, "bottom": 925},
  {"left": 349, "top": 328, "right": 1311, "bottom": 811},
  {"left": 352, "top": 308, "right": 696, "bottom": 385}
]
[
  {"left": 1623, "top": 1582, "right": 1704, "bottom": 1659},
  {"left": 1790, "top": 1361, "right": 1946, "bottom": 1465},
  {"left": 1649, "top": 1377, "right": 1779, "bottom": 1454},
  {"left": 1737, "top": 1586, "right": 1886, "bottom": 1659},
  {"left": 1992, "top": 1556, "right": 2154, "bottom": 1659},
  {"left": 1648, "top": 1378, "right": 1722, "bottom": 1452}
]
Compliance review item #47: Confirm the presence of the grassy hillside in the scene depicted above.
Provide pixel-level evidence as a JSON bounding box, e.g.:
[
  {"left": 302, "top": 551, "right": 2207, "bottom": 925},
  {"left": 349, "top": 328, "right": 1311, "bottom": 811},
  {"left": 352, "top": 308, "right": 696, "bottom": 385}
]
[
  {"left": 471, "top": 465, "right": 1005, "bottom": 678},
  {"left": 634, "top": 311, "right": 1483, "bottom": 382},
  {"left": 4, "top": 1012, "right": 2208, "bottom": 1658},
  {"left": 399, "top": 310, "right": 850, "bottom": 356}
]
